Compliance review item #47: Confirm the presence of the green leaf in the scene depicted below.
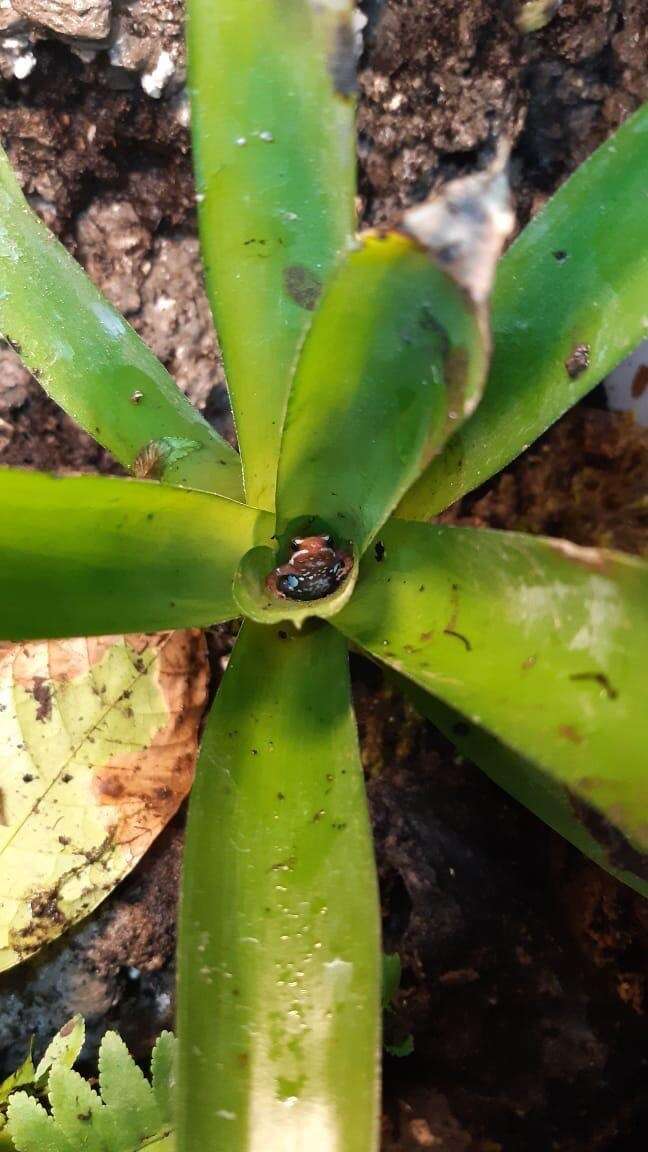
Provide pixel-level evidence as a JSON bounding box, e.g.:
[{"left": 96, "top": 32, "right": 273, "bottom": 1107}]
[
  {"left": 0, "top": 147, "right": 242, "bottom": 501},
  {"left": 187, "top": 0, "right": 357, "bottom": 510},
  {"left": 385, "top": 1036, "right": 414, "bottom": 1059},
  {"left": 35, "top": 1017, "right": 85, "bottom": 1083},
  {"left": 7, "top": 1095, "right": 75, "bottom": 1152},
  {"left": 275, "top": 233, "right": 485, "bottom": 552},
  {"left": 177, "top": 622, "right": 381, "bottom": 1152},
  {"left": 398, "top": 102, "right": 648, "bottom": 520},
  {"left": 98, "top": 1033, "right": 162, "bottom": 1152},
  {"left": 398, "top": 676, "right": 648, "bottom": 897},
  {"left": 276, "top": 157, "right": 512, "bottom": 552},
  {"left": 47, "top": 1067, "right": 103, "bottom": 1152},
  {"left": 381, "top": 953, "right": 402, "bottom": 1010},
  {"left": 0, "top": 469, "right": 271, "bottom": 640},
  {"left": 0, "top": 1050, "right": 35, "bottom": 1107},
  {"left": 336, "top": 520, "right": 648, "bottom": 869},
  {"left": 0, "top": 632, "right": 207, "bottom": 972},
  {"left": 150, "top": 1034, "right": 176, "bottom": 1128},
  {"left": 6, "top": 1028, "right": 176, "bottom": 1152}
]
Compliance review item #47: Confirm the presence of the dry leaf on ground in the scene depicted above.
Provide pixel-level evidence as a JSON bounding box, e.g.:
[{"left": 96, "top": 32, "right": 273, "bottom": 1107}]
[{"left": 0, "top": 630, "right": 208, "bottom": 972}]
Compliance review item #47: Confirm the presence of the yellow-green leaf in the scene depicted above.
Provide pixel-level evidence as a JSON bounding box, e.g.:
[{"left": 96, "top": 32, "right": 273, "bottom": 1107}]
[
  {"left": 177, "top": 623, "right": 381, "bottom": 1152},
  {"left": 0, "top": 1049, "right": 35, "bottom": 1107},
  {"left": 275, "top": 155, "right": 512, "bottom": 552},
  {"left": 0, "top": 630, "right": 208, "bottom": 972},
  {"left": 336, "top": 521, "right": 648, "bottom": 868},
  {"left": 398, "top": 104, "right": 648, "bottom": 521},
  {"left": 0, "top": 469, "right": 271, "bottom": 641},
  {"left": 35, "top": 1017, "right": 85, "bottom": 1084},
  {"left": 187, "top": 0, "right": 357, "bottom": 510},
  {"left": 0, "top": 147, "right": 242, "bottom": 501}
]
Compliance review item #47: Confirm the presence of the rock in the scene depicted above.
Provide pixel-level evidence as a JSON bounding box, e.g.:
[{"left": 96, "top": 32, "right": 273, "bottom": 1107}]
[
  {"left": 0, "top": 2, "right": 26, "bottom": 33},
  {"left": 110, "top": 0, "right": 184, "bottom": 92},
  {"left": 12, "top": 0, "right": 111, "bottom": 40},
  {"left": 0, "top": 345, "right": 30, "bottom": 413},
  {"left": 139, "top": 233, "right": 227, "bottom": 412},
  {"left": 0, "top": 418, "right": 13, "bottom": 452},
  {"left": 75, "top": 196, "right": 152, "bottom": 317}
]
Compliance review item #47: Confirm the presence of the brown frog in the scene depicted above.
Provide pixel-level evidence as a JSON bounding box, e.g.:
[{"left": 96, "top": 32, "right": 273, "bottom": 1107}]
[{"left": 266, "top": 535, "right": 353, "bottom": 602}]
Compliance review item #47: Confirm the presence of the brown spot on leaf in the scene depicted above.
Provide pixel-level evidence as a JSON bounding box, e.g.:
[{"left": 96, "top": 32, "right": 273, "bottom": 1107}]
[
  {"left": 283, "top": 264, "right": 322, "bottom": 311},
  {"left": 31, "top": 676, "right": 52, "bottom": 722},
  {"left": 569, "top": 671, "right": 618, "bottom": 700},
  {"left": 443, "top": 629, "right": 472, "bottom": 652},
  {"left": 402, "top": 147, "right": 514, "bottom": 303},
  {"left": 565, "top": 343, "right": 591, "bottom": 379},
  {"left": 557, "top": 724, "right": 583, "bottom": 744},
  {"left": 97, "top": 778, "right": 126, "bottom": 800},
  {"left": 132, "top": 440, "right": 165, "bottom": 480},
  {"left": 30, "top": 891, "right": 65, "bottom": 923}
]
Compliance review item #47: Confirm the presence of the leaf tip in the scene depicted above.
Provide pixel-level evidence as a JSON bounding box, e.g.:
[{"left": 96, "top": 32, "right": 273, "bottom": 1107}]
[{"left": 402, "top": 142, "right": 515, "bottom": 304}]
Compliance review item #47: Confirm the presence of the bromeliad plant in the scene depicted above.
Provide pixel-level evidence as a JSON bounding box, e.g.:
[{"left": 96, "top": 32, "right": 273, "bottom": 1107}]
[{"left": 0, "top": 1, "right": 646, "bottom": 1149}]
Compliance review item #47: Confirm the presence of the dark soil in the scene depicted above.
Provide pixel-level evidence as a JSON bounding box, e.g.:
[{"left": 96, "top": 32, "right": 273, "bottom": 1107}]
[{"left": 0, "top": 2, "right": 646, "bottom": 1149}]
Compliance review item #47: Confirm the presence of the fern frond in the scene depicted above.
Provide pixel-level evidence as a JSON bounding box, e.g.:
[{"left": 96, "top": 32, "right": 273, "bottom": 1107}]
[{"left": 6, "top": 1026, "right": 175, "bottom": 1152}]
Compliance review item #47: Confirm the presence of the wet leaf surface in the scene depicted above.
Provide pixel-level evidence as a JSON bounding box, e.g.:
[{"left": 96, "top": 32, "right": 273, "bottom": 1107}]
[
  {"left": 0, "top": 469, "right": 271, "bottom": 640},
  {"left": 337, "top": 520, "right": 648, "bottom": 866},
  {"left": 276, "top": 158, "right": 512, "bottom": 553},
  {"left": 177, "top": 622, "right": 380, "bottom": 1152},
  {"left": 188, "top": 0, "right": 356, "bottom": 510},
  {"left": 0, "top": 147, "right": 242, "bottom": 501}
]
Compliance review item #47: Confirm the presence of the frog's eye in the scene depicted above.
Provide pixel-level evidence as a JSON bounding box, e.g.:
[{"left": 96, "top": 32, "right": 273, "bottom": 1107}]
[
  {"left": 289, "top": 537, "right": 303, "bottom": 552},
  {"left": 321, "top": 534, "right": 334, "bottom": 549}
]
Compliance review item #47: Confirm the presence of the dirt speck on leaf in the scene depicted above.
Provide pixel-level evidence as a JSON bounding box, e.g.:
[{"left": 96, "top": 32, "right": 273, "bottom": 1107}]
[
  {"left": 565, "top": 343, "right": 591, "bottom": 379},
  {"left": 557, "top": 723, "right": 583, "bottom": 744},
  {"left": 31, "top": 676, "right": 53, "bottom": 722},
  {"left": 283, "top": 264, "right": 323, "bottom": 311},
  {"left": 569, "top": 671, "right": 618, "bottom": 700}
]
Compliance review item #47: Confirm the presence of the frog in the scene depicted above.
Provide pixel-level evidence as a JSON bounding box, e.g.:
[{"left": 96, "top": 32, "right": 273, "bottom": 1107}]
[{"left": 266, "top": 534, "right": 353, "bottom": 602}]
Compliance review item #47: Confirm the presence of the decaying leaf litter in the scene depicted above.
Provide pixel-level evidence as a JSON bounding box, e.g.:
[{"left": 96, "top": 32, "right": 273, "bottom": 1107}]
[{"left": 0, "top": 632, "right": 207, "bottom": 971}]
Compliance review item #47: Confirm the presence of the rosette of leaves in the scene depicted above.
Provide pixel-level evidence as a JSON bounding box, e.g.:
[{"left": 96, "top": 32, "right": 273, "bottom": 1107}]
[{"left": 0, "top": 0, "right": 646, "bottom": 1148}]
